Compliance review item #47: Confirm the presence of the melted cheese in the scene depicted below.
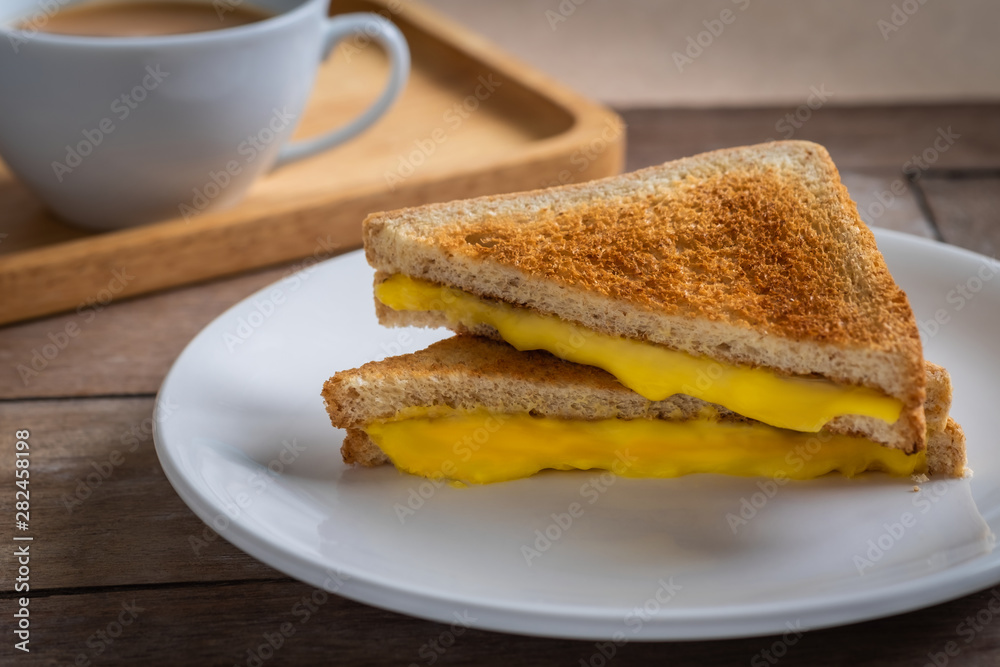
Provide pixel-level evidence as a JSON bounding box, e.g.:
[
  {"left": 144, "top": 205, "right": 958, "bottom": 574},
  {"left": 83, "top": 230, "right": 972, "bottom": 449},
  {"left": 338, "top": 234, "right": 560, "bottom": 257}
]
[
  {"left": 364, "top": 411, "right": 925, "bottom": 484},
  {"left": 375, "top": 275, "right": 903, "bottom": 433}
]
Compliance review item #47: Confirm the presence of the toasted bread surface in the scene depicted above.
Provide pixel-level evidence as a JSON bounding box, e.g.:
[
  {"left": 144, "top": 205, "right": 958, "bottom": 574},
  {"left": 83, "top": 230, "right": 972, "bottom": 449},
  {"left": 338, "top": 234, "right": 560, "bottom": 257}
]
[
  {"left": 923, "top": 361, "right": 953, "bottom": 433},
  {"left": 363, "top": 141, "right": 925, "bottom": 451}
]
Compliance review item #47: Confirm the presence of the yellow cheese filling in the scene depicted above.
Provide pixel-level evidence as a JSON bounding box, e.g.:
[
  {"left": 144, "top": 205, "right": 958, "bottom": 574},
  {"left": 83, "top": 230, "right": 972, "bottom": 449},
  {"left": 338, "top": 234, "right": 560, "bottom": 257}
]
[
  {"left": 375, "top": 274, "right": 903, "bottom": 433},
  {"left": 364, "top": 410, "right": 925, "bottom": 485}
]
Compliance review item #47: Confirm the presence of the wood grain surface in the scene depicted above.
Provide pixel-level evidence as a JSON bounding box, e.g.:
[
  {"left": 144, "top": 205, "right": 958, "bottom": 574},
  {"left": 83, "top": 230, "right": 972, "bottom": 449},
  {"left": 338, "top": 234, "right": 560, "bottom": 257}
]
[
  {"left": 0, "top": 399, "right": 278, "bottom": 590},
  {"left": 621, "top": 105, "right": 1000, "bottom": 172},
  {"left": 0, "top": 265, "right": 292, "bottom": 399},
  {"left": 1, "top": 104, "right": 998, "bottom": 666},
  {"left": 919, "top": 175, "right": 1000, "bottom": 258},
  {"left": 7, "top": 582, "right": 1000, "bottom": 667}
]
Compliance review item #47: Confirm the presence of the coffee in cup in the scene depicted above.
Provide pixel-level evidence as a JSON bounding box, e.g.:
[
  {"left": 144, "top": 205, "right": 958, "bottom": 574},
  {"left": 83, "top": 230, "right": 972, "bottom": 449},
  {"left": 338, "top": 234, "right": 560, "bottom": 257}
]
[{"left": 29, "top": 1, "right": 274, "bottom": 37}]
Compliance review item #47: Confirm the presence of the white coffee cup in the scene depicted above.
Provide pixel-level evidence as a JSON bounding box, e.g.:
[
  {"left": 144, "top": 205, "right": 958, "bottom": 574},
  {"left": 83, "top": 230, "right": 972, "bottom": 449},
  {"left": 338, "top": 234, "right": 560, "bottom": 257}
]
[{"left": 0, "top": 0, "right": 410, "bottom": 230}]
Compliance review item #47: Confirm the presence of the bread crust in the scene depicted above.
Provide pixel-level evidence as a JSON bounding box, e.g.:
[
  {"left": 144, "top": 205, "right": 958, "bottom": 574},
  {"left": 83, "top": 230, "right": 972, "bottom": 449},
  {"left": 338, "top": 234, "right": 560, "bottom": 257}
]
[
  {"left": 363, "top": 141, "right": 926, "bottom": 452},
  {"left": 926, "top": 418, "right": 967, "bottom": 478},
  {"left": 923, "top": 361, "right": 953, "bottom": 433}
]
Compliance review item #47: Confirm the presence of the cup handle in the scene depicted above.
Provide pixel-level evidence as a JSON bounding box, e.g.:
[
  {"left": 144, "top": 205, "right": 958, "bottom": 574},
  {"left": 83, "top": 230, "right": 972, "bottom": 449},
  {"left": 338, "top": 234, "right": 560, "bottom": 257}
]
[{"left": 272, "top": 12, "right": 410, "bottom": 169}]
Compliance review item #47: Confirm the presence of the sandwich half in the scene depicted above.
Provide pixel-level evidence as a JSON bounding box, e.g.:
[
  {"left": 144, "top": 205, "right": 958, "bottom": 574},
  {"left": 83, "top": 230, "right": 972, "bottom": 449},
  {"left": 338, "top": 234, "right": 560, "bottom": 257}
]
[
  {"left": 363, "top": 141, "right": 929, "bottom": 456},
  {"left": 322, "top": 337, "right": 966, "bottom": 484}
]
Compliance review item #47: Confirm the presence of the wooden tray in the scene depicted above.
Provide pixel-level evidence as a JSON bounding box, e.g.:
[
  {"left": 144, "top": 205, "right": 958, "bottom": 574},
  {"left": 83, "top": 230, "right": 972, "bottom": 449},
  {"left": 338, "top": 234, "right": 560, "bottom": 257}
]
[{"left": 0, "top": 0, "right": 623, "bottom": 326}]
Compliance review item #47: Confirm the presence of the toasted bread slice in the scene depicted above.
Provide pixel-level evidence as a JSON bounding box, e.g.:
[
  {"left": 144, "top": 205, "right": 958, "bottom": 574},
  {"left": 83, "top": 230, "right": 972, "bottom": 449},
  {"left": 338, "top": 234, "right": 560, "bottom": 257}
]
[
  {"left": 363, "top": 141, "right": 925, "bottom": 453},
  {"left": 322, "top": 337, "right": 965, "bottom": 478}
]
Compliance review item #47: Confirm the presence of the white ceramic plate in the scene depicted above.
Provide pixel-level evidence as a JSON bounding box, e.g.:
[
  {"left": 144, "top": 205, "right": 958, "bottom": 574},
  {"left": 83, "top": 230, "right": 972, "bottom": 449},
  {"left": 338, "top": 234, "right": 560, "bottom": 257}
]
[{"left": 154, "top": 229, "right": 1000, "bottom": 640}]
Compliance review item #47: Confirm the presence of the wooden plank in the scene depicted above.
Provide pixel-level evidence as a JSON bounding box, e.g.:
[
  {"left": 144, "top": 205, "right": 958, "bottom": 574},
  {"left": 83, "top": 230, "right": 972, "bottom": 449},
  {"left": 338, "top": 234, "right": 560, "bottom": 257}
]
[
  {"left": 0, "top": 398, "right": 280, "bottom": 590},
  {"left": 6, "top": 580, "right": 1000, "bottom": 666},
  {"left": 0, "top": 0, "right": 624, "bottom": 327},
  {"left": 0, "top": 263, "right": 294, "bottom": 399},
  {"left": 620, "top": 105, "right": 1000, "bottom": 172},
  {"left": 918, "top": 176, "right": 1000, "bottom": 258},
  {"left": 840, "top": 168, "right": 937, "bottom": 238}
]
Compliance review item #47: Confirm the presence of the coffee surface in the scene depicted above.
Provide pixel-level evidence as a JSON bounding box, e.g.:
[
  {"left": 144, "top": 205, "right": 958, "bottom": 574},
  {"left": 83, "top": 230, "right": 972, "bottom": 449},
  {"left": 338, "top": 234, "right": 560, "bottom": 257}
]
[{"left": 31, "top": 0, "right": 273, "bottom": 37}]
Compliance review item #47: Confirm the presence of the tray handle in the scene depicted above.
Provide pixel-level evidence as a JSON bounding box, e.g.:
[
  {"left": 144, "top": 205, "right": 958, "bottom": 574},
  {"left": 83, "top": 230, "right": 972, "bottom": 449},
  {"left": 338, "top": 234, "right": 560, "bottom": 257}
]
[{"left": 273, "top": 12, "right": 410, "bottom": 169}]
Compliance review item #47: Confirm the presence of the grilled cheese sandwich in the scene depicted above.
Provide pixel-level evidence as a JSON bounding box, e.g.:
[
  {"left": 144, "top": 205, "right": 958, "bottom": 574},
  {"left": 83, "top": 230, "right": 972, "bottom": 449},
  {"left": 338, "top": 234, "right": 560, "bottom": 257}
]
[{"left": 324, "top": 141, "right": 967, "bottom": 483}]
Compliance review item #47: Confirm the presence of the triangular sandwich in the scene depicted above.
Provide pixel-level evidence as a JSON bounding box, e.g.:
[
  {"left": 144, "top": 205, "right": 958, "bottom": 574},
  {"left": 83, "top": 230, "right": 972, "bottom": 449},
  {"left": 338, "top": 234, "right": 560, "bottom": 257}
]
[{"left": 362, "top": 141, "right": 933, "bottom": 457}]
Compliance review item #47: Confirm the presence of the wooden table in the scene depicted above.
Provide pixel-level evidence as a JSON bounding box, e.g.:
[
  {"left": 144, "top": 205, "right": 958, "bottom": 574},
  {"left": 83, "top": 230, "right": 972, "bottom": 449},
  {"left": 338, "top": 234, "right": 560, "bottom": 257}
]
[{"left": 2, "top": 105, "right": 999, "bottom": 666}]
